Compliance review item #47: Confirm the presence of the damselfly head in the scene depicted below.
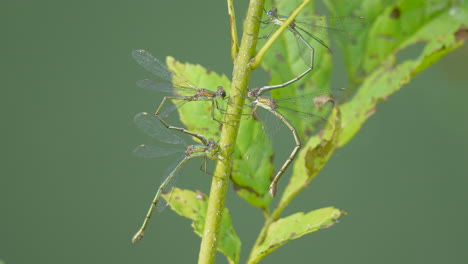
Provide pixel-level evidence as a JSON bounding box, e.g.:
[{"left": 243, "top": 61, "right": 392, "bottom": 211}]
[
  {"left": 207, "top": 138, "right": 218, "bottom": 151},
  {"left": 267, "top": 7, "right": 278, "bottom": 17},
  {"left": 247, "top": 88, "right": 259, "bottom": 98},
  {"left": 216, "top": 86, "right": 227, "bottom": 99}
]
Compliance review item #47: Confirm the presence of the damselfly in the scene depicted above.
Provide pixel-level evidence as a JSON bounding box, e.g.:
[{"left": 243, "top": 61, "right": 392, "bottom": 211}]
[
  {"left": 254, "top": 7, "right": 366, "bottom": 96},
  {"left": 131, "top": 112, "right": 219, "bottom": 243},
  {"left": 245, "top": 89, "right": 337, "bottom": 196},
  {"left": 132, "top": 49, "right": 227, "bottom": 124}
]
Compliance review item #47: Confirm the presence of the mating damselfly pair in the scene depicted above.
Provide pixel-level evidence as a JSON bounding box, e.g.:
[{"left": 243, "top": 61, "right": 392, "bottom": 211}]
[{"left": 130, "top": 5, "right": 366, "bottom": 243}]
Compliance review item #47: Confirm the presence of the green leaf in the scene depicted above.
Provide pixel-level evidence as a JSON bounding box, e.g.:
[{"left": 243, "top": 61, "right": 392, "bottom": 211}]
[
  {"left": 162, "top": 188, "right": 241, "bottom": 264},
  {"left": 361, "top": 0, "right": 466, "bottom": 74},
  {"left": 165, "top": 57, "right": 231, "bottom": 141},
  {"left": 324, "top": 0, "right": 392, "bottom": 85},
  {"left": 249, "top": 207, "right": 345, "bottom": 263},
  {"left": 329, "top": 0, "right": 468, "bottom": 146},
  {"left": 231, "top": 116, "right": 274, "bottom": 209}
]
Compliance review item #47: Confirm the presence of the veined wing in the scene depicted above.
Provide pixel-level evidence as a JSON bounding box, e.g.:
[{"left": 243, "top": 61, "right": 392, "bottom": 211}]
[
  {"left": 132, "top": 49, "right": 194, "bottom": 88},
  {"left": 134, "top": 112, "right": 185, "bottom": 145},
  {"left": 133, "top": 144, "right": 185, "bottom": 158},
  {"left": 136, "top": 79, "right": 200, "bottom": 95},
  {"left": 294, "top": 16, "right": 368, "bottom": 49}
]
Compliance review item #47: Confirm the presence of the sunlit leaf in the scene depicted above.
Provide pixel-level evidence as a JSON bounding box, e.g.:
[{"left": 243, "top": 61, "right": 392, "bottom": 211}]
[
  {"left": 249, "top": 207, "right": 345, "bottom": 263},
  {"left": 326, "top": 0, "right": 468, "bottom": 145}
]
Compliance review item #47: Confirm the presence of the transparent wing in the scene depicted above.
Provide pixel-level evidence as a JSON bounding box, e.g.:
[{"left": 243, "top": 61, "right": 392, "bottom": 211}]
[
  {"left": 159, "top": 100, "right": 188, "bottom": 119},
  {"left": 136, "top": 79, "right": 199, "bottom": 95},
  {"left": 243, "top": 106, "right": 280, "bottom": 172},
  {"left": 133, "top": 144, "right": 185, "bottom": 158},
  {"left": 132, "top": 49, "right": 173, "bottom": 82},
  {"left": 132, "top": 49, "right": 194, "bottom": 88},
  {"left": 136, "top": 79, "right": 175, "bottom": 93},
  {"left": 277, "top": 94, "right": 337, "bottom": 136},
  {"left": 257, "top": 107, "right": 279, "bottom": 147},
  {"left": 277, "top": 89, "right": 341, "bottom": 107},
  {"left": 294, "top": 16, "right": 368, "bottom": 50},
  {"left": 133, "top": 112, "right": 185, "bottom": 145},
  {"left": 304, "top": 16, "right": 368, "bottom": 33},
  {"left": 291, "top": 28, "right": 313, "bottom": 68}
]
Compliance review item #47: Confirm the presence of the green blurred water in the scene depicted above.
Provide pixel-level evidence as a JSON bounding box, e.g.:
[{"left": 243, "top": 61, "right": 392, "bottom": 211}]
[{"left": 2, "top": 1, "right": 467, "bottom": 263}]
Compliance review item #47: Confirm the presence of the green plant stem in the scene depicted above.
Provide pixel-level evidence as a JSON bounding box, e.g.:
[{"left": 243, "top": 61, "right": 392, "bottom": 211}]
[
  {"left": 227, "top": 0, "right": 239, "bottom": 60},
  {"left": 197, "top": 1, "right": 265, "bottom": 263}
]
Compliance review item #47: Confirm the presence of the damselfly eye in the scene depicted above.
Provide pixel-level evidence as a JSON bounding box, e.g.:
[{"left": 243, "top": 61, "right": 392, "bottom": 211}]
[{"left": 217, "top": 86, "right": 226, "bottom": 98}]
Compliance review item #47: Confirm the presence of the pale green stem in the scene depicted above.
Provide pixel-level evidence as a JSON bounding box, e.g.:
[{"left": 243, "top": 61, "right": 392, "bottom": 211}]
[
  {"left": 227, "top": 0, "right": 239, "bottom": 60},
  {"left": 197, "top": 1, "right": 265, "bottom": 263}
]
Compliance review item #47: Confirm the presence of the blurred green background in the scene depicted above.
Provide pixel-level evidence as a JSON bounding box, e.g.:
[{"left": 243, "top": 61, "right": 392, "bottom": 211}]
[{"left": 2, "top": 0, "right": 467, "bottom": 263}]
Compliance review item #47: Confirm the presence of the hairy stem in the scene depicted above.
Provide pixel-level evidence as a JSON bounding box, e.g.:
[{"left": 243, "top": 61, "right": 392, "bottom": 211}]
[{"left": 197, "top": 1, "right": 265, "bottom": 263}]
